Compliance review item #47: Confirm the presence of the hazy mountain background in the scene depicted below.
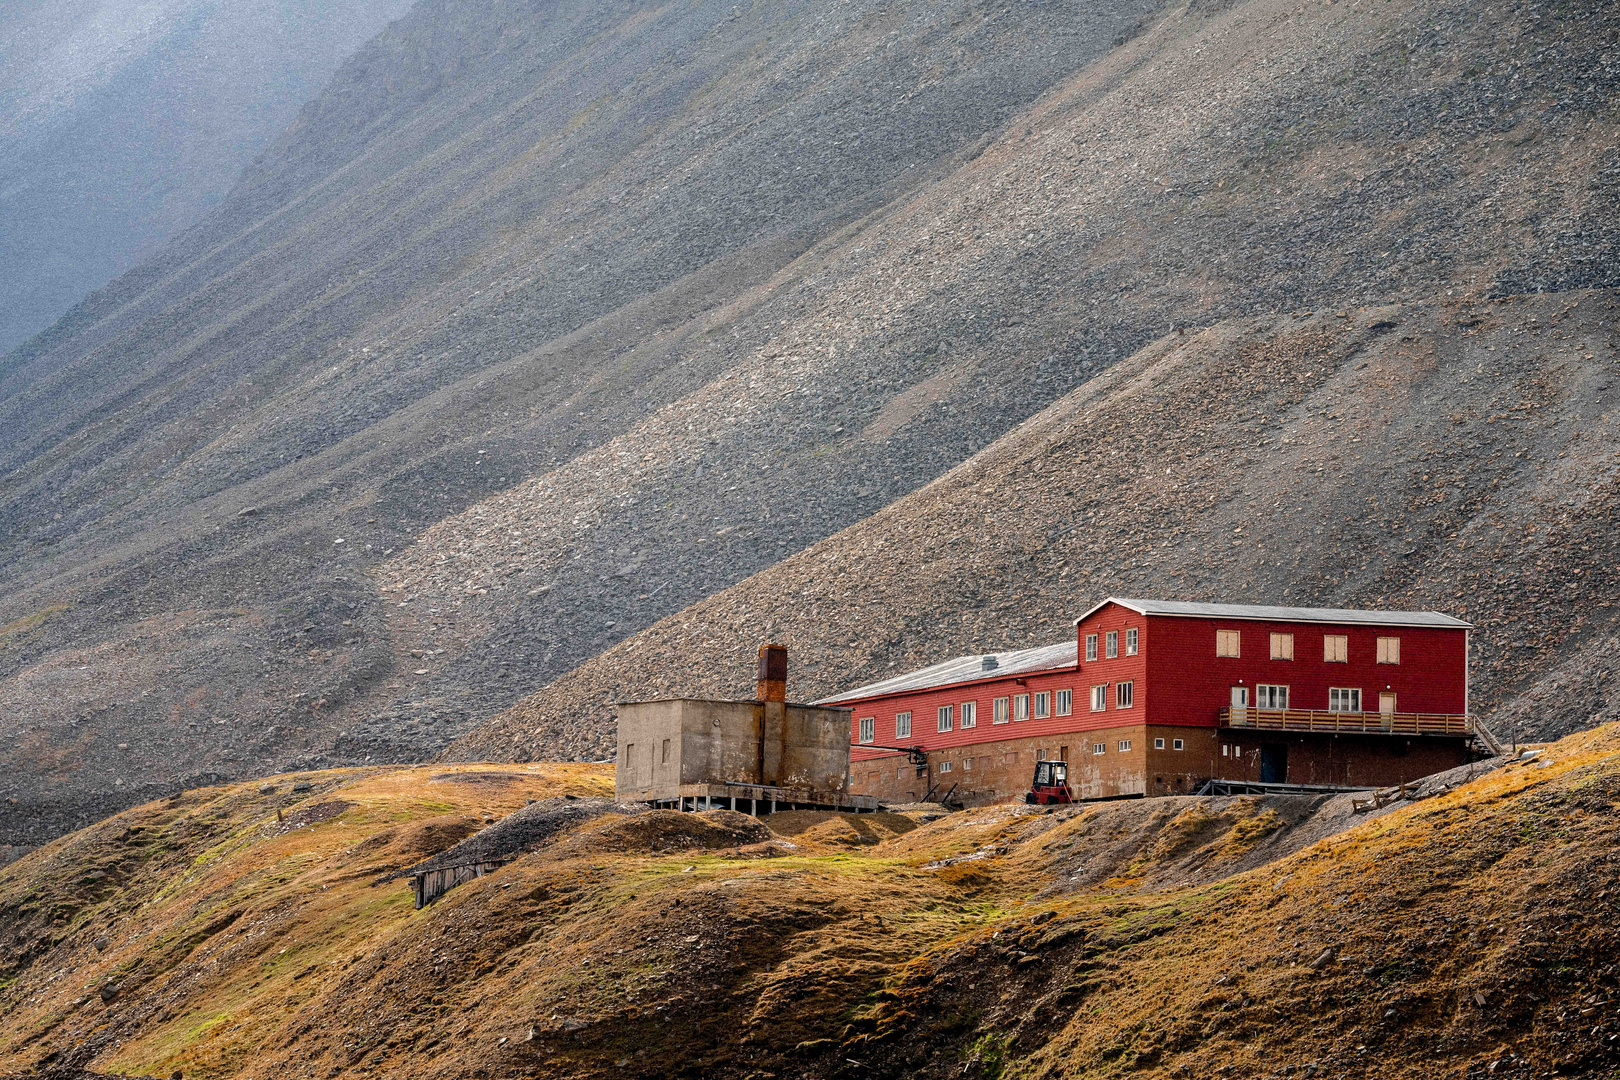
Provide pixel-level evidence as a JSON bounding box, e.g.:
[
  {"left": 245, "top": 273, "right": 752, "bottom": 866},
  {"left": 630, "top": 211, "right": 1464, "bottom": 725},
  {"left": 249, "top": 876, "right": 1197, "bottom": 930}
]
[
  {"left": 0, "top": 0, "right": 1615, "bottom": 852},
  {"left": 0, "top": 0, "right": 417, "bottom": 354}
]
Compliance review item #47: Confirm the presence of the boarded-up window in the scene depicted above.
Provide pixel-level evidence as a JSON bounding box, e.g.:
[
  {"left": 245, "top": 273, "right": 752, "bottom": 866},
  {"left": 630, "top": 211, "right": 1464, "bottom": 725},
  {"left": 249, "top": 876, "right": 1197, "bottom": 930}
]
[
  {"left": 1216, "top": 630, "right": 1241, "bottom": 657},
  {"left": 661, "top": 739, "right": 670, "bottom": 763},
  {"left": 1270, "top": 632, "right": 1294, "bottom": 660},
  {"left": 1324, "top": 635, "right": 1348, "bottom": 663},
  {"left": 1377, "top": 636, "right": 1401, "bottom": 664}
]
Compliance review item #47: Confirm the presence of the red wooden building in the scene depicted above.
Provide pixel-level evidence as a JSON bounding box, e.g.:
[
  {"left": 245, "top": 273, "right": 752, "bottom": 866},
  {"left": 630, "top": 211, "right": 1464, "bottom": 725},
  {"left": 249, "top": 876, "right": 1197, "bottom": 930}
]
[{"left": 824, "top": 598, "right": 1479, "bottom": 805}]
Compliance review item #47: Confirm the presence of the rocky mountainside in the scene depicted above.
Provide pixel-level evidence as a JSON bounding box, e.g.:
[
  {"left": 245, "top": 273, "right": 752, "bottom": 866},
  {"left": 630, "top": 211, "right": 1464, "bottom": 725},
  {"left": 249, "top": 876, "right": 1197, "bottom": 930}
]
[
  {"left": 0, "top": 0, "right": 417, "bottom": 354},
  {"left": 2, "top": 0, "right": 1617, "bottom": 847},
  {"left": 450, "top": 288, "right": 1620, "bottom": 762},
  {"left": 0, "top": 0, "right": 1161, "bottom": 848},
  {"left": 0, "top": 725, "right": 1616, "bottom": 1079}
]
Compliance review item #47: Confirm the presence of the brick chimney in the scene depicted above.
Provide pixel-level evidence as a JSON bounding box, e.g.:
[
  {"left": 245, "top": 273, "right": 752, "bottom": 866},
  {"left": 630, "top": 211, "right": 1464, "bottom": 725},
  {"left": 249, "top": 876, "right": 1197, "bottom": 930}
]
[{"left": 757, "top": 643, "right": 788, "bottom": 703}]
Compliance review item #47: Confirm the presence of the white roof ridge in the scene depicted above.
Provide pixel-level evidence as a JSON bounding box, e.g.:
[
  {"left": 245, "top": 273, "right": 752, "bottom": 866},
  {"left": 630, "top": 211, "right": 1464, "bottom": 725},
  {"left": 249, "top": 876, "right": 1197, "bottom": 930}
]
[{"left": 1074, "top": 597, "right": 1471, "bottom": 629}]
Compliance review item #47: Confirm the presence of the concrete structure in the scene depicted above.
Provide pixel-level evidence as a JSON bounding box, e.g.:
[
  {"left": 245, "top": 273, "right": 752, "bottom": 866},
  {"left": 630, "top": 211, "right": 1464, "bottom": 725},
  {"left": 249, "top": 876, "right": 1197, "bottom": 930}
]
[
  {"left": 615, "top": 645, "right": 878, "bottom": 814},
  {"left": 827, "top": 598, "right": 1483, "bottom": 805}
]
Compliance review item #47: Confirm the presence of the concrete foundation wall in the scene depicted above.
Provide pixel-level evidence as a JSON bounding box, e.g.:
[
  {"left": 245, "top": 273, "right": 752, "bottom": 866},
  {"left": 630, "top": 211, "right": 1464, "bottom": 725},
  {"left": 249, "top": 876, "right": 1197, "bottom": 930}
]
[{"left": 616, "top": 699, "right": 853, "bottom": 802}]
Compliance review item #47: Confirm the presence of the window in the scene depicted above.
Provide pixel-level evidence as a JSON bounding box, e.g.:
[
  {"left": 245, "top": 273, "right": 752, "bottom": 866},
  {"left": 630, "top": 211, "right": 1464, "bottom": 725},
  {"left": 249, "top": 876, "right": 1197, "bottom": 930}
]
[
  {"left": 1329, "top": 687, "right": 1362, "bottom": 712},
  {"left": 1377, "top": 636, "right": 1401, "bottom": 664},
  {"left": 858, "top": 717, "right": 875, "bottom": 744},
  {"left": 961, "top": 700, "right": 977, "bottom": 728},
  {"left": 939, "top": 760, "right": 952, "bottom": 773},
  {"left": 1090, "top": 685, "right": 1107, "bottom": 713},
  {"left": 962, "top": 757, "right": 973, "bottom": 771},
  {"left": 1222, "top": 744, "right": 1230, "bottom": 757},
  {"left": 993, "top": 697, "right": 1010, "bottom": 724},
  {"left": 1116, "top": 681, "right": 1134, "bottom": 708},
  {"left": 1093, "top": 743, "right": 1106, "bottom": 755},
  {"left": 1126, "top": 628, "right": 1138, "bottom": 656},
  {"left": 1106, "top": 631, "right": 1119, "bottom": 659},
  {"left": 1173, "top": 738, "right": 1185, "bottom": 751},
  {"left": 1033, "top": 691, "right": 1051, "bottom": 718},
  {"left": 1118, "top": 740, "right": 1132, "bottom": 752},
  {"left": 1085, "top": 634, "right": 1099, "bottom": 662},
  {"left": 1270, "top": 632, "right": 1294, "bottom": 660},
  {"left": 1324, "top": 634, "right": 1348, "bottom": 663},
  {"left": 1014, "top": 693, "right": 1030, "bottom": 721},
  {"left": 897, "top": 766, "right": 907, "bottom": 779},
  {"left": 1036, "top": 748, "right": 1046, "bottom": 761},
  {"left": 1154, "top": 737, "right": 1165, "bottom": 750},
  {"left": 1255, "top": 684, "right": 1288, "bottom": 709},
  {"left": 937, "top": 705, "right": 954, "bottom": 733},
  {"left": 1216, "top": 629, "right": 1241, "bottom": 657},
  {"left": 1055, "top": 689, "right": 1072, "bottom": 716},
  {"left": 896, "top": 711, "right": 912, "bottom": 738},
  {"left": 661, "top": 739, "right": 671, "bottom": 763}
]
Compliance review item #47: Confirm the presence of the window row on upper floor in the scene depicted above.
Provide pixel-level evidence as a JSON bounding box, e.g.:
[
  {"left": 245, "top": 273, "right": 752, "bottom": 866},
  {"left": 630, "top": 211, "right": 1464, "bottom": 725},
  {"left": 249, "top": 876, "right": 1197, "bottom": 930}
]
[
  {"left": 1214, "top": 630, "right": 1401, "bottom": 664},
  {"left": 1083, "top": 627, "right": 1138, "bottom": 662},
  {"left": 856, "top": 686, "right": 1081, "bottom": 743}
]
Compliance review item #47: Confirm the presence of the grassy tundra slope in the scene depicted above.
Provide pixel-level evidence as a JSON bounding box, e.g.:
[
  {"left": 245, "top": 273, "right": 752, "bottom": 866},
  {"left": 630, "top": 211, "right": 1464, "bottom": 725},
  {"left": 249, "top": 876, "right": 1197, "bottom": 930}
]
[
  {"left": 454, "top": 289, "right": 1620, "bottom": 764},
  {"left": 1, "top": 726, "right": 1617, "bottom": 1079}
]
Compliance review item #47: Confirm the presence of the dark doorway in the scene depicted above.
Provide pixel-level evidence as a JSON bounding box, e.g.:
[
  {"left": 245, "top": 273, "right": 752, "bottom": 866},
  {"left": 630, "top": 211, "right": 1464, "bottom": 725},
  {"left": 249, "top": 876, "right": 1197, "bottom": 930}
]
[{"left": 1260, "top": 744, "right": 1288, "bottom": 784}]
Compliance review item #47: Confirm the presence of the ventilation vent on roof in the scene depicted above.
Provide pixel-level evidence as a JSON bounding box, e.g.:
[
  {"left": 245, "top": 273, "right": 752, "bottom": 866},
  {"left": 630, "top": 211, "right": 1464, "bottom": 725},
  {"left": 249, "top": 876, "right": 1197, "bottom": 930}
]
[{"left": 981, "top": 656, "right": 999, "bottom": 671}]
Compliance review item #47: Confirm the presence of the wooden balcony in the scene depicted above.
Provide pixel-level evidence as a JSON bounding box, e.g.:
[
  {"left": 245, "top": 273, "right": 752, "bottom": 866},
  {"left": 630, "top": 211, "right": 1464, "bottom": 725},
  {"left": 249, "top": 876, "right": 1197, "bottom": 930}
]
[{"left": 1219, "top": 707, "right": 1474, "bottom": 738}]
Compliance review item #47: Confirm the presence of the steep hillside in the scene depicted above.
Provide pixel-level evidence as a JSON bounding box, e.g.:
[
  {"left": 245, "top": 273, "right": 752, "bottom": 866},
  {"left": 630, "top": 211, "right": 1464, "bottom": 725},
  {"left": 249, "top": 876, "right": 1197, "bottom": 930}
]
[
  {"left": 0, "top": 0, "right": 1161, "bottom": 848},
  {"left": 454, "top": 289, "right": 1620, "bottom": 762},
  {"left": 1, "top": 726, "right": 1615, "bottom": 1079},
  {"left": 0, "top": 0, "right": 417, "bottom": 354},
  {"left": 3, "top": 0, "right": 1616, "bottom": 844}
]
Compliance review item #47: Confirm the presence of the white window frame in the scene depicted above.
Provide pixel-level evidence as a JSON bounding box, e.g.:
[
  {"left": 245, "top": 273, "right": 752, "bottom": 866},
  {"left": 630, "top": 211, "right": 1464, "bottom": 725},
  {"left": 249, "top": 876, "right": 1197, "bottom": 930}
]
[
  {"left": 1092, "top": 743, "right": 1106, "bottom": 755},
  {"left": 962, "top": 757, "right": 973, "bottom": 771},
  {"left": 1033, "top": 691, "right": 1051, "bottom": 719},
  {"left": 1090, "top": 685, "right": 1107, "bottom": 713},
  {"left": 1154, "top": 737, "right": 1165, "bottom": 750},
  {"left": 1173, "top": 738, "right": 1185, "bottom": 751},
  {"left": 859, "top": 717, "right": 875, "bottom": 744},
  {"left": 1270, "top": 632, "right": 1295, "bottom": 661},
  {"left": 1085, "top": 634, "right": 1098, "bottom": 662},
  {"left": 1106, "top": 630, "right": 1119, "bottom": 659},
  {"left": 1216, "top": 629, "right": 1241, "bottom": 657},
  {"left": 1014, "top": 693, "right": 1030, "bottom": 721},
  {"left": 1255, "top": 684, "right": 1289, "bottom": 710},
  {"left": 937, "top": 705, "right": 954, "bottom": 733},
  {"left": 1036, "top": 747, "right": 1047, "bottom": 761},
  {"left": 960, "top": 700, "right": 977, "bottom": 729},
  {"left": 1324, "top": 635, "right": 1348, "bottom": 663},
  {"left": 1116, "top": 681, "right": 1134, "bottom": 709},
  {"left": 1054, "top": 688, "right": 1072, "bottom": 716},
  {"left": 1328, "top": 687, "right": 1362, "bottom": 713},
  {"left": 993, "top": 697, "right": 1010, "bottom": 724},
  {"left": 1118, "top": 739, "right": 1132, "bottom": 753},
  {"left": 1126, "top": 627, "right": 1138, "bottom": 656},
  {"left": 1377, "top": 636, "right": 1401, "bottom": 664},
  {"left": 896, "top": 711, "right": 912, "bottom": 739},
  {"left": 938, "top": 760, "right": 952, "bottom": 773}
]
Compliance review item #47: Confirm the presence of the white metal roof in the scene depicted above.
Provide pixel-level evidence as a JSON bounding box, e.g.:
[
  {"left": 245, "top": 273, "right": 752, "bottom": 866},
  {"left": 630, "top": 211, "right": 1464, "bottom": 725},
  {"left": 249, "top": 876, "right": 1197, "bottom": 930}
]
[
  {"left": 816, "top": 640, "right": 1078, "bottom": 705},
  {"left": 1073, "top": 597, "right": 1472, "bottom": 629}
]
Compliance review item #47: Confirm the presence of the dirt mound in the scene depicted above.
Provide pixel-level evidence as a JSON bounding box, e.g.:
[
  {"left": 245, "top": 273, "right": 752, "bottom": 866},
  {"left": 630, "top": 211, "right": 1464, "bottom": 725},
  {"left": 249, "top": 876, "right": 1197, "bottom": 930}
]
[
  {"left": 761, "top": 811, "right": 918, "bottom": 849},
  {"left": 558, "top": 809, "right": 771, "bottom": 855}
]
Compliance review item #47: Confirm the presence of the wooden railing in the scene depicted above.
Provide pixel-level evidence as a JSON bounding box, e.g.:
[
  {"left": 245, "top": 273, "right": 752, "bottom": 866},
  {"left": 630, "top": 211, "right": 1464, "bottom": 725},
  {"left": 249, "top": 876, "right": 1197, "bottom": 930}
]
[{"left": 1219, "top": 707, "right": 1474, "bottom": 737}]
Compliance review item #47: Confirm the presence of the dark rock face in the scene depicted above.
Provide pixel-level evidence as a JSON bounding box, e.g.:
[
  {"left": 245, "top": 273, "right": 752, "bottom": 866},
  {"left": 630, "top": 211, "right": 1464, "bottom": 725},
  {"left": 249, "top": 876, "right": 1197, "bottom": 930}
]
[{"left": 0, "top": 0, "right": 418, "bottom": 355}]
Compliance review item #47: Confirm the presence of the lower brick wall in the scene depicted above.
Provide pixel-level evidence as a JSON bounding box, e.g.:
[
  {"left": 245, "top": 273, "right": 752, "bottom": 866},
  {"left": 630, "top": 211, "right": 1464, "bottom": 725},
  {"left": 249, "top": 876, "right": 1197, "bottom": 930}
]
[
  {"left": 1215, "top": 731, "right": 1472, "bottom": 788},
  {"left": 850, "top": 725, "right": 1222, "bottom": 804}
]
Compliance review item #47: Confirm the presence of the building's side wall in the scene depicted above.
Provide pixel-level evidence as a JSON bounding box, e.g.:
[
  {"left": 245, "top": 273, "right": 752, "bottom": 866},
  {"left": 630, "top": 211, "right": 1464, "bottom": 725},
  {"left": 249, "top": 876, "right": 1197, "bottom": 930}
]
[
  {"left": 1215, "top": 731, "right": 1471, "bottom": 788},
  {"left": 1145, "top": 615, "right": 1468, "bottom": 727},
  {"left": 780, "top": 704, "right": 855, "bottom": 792},
  {"left": 617, "top": 699, "right": 854, "bottom": 801},
  {"left": 617, "top": 700, "right": 688, "bottom": 802},
  {"left": 1074, "top": 602, "right": 1152, "bottom": 728}
]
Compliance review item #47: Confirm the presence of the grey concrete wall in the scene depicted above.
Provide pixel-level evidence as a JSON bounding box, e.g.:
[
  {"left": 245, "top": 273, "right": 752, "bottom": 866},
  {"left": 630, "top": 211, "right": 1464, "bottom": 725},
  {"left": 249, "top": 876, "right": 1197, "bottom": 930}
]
[{"left": 615, "top": 698, "right": 852, "bottom": 801}]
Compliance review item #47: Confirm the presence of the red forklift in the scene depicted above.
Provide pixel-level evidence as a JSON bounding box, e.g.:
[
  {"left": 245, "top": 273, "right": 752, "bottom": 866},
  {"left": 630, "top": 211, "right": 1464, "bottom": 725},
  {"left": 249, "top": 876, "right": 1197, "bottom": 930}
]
[{"left": 1024, "top": 759, "right": 1073, "bottom": 805}]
